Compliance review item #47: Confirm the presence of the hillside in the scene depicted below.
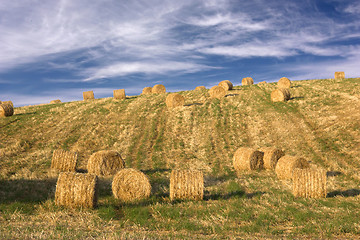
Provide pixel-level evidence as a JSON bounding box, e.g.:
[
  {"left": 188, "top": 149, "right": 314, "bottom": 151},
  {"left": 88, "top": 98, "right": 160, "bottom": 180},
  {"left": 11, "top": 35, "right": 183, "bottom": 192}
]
[{"left": 1, "top": 78, "right": 360, "bottom": 239}]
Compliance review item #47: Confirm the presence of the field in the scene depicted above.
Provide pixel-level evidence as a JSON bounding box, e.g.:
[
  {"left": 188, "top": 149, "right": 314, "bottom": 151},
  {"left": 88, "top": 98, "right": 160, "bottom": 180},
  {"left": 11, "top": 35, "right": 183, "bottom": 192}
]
[{"left": 1, "top": 78, "right": 360, "bottom": 239}]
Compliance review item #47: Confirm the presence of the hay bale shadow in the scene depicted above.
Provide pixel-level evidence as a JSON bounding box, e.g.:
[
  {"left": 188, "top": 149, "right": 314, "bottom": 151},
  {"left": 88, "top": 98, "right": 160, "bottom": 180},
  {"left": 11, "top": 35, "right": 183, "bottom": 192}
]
[
  {"left": 327, "top": 189, "right": 360, "bottom": 198},
  {"left": 290, "top": 96, "right": 304, "bottom": 100},
  {"left": 184, "top": 102, "right": 203, "bottom": 107},
  {"left": 326, "top": 171, "right": 342, "bottom": 177},
  {"left": 226, "top": 94, "right": 239, "bottom": 97},
  {"left": 76, "top": 168, "right": 88, "bottom": 173}
]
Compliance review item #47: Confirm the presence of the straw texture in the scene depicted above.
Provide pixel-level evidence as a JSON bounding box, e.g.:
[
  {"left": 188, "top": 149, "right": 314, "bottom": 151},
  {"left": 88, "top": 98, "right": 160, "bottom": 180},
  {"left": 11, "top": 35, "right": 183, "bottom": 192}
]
[
  {"left": 209, "top": 86, "right": 226, "bottom": 99},
  {"left": 277, "top": 77, "right": 291, "bottom": 89},
  {"left": 195, "top": 86, "right": 206, "bottom": 91},
  {"left": 335, "top": 72, "right": 345, "bottom": 79},
  {"left": 219, "top": 80, "right": 233, "bottom": 91},
  {"left": 170, "top": 170, "right": 204, "bottom": 201},
  {"left": 233, "top": 147, "right": 264, "bottom": 172},
  {"left": 166, "top": 93, "right": 185, "bottom": 108},
  {"left": 83, "top": 91, "right": 94, "bottom": 100},
  {"left": 271, "top": 88, "right": 291, "bottom": 102},
  {"left": 242, "top": 77, "right": 254, "bottom": 86},
  {"left": 275, "top": 155, "right": 310, "bottom": 180},
  {"left": 152, "top": 84, "right": 166, "bottom": 94},
  {"left": 113, "top": 89, "right": 126, "bottom": 100},
  {"left": 87, "top": 150, "right": 125, "bottom": 176},
  {"left": 293, "top": 168, "right": 327, "bottom": 198},
  {"left": 50, "top": 100, "right": 61, "bottom": 104},
  {"left": 142, "top": 87, "right": 152, "bottom": 95},
  {"left": 51, "top": 149, "right": 78, "bottom": 172},
  {"left": 260, "top": 147, "right": 285, "bottom": 170},
  {"left": 0, "top": 103, "right": 14, "bottom": 117}
]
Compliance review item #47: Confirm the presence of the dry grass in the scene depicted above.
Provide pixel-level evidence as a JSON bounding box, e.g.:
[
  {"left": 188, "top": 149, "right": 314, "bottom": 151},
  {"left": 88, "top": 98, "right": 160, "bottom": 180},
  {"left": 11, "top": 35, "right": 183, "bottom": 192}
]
[
  {"left": 335, "top": 72, "right": 345, "bottom": 79},
  {"left": 233, "top": 147, "right": 264, "bottom": 172},
  {"left": 260, "top": 147, "right": 285, "bottom": 170},
  {"left": 271, "top": 88, "right": 291, "bottom": 102},
  {"left": 113, "top": 89, "right": 126, "bottom": 100},
  {"left": 142, "top": 87, "right": 152, "bottom": 94},
  {"left": 242, "top": 77, "right": 254, "bottom": 85},
  {"left": 50, "top": 100, "right": 62, "bottom": 104},
  {"left": 0, "top": 103, "right": 14, "bottom": 117},
  {"left": 195, "top": 86, "right": 206, "bottom": 91},
  {"left": 277, "top": 77, "right": 291, "bottom": 89},
  {"left": 219, "top": 80, "right": 233, "bottom": 91},
  {"left": 51, "top": 149, "right": 77, "bottom": 172},
  {"left": 87, "top": 150, "right": 125, "bottom": 176},
  {"left": 83, "top": 91, "right": 95, "bottom": 100},
  {"left": 152, "top": 84, "right": 166, "bottom": 94},
  {"left": 170, "top": 169, "right": 204, "bottom": 201},
  {"left": 209, "top": 86, "right": 226, "bottom": 99},
  {"left": 275, "top": 155, "right": 310, "bottom": 180},
  {"left": 293, "top": 168, "right": 327, "bottom": 198}
]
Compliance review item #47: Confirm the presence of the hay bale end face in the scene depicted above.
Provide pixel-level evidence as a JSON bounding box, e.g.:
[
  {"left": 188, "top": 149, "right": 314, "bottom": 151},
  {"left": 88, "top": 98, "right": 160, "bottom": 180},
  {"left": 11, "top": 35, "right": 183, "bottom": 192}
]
[
  {"left": 142, "top": 87, "right": 152, "bottom": 95},
  {"left": 271, "top": 88, "right": 291, "bottom": 102},
  {"left": 242, "top": 77, "right": 254, "bottom": 86},
  {"left": 293, "top": 168, "right": 327, "bottom": 198},
  {"left": 219, "top": 80, "right": 233, "bottom": 91},
  {"left": 275, "top": 155, "right": 310, "bottom": 180},
  {"left": 166, "top": 93, "right": 185, "bottom": 108},
  {"left": 113, "top": 89, "right": 126, "bottom": 100},
  {"left": 51, "top": 149, "right": 78, "bottom": 172},
  {"left": 112, "top": 168, "right": 151, "bottom": 202},
  {"left": 233, "top": 147, "right": 264, "bottom": 173},
  {"left": 195, "top": 86, "right": 206, "bottom": 91},
  {"left": 83, "top": 91, "right": 95, "bottom": 100},
  {"left": 87, "top": 150, "right": 125, "bottom": 176},
  {"left": 50, "top": 100, "right": 61, "bottom": 104},
  {"left": 55, "top": 172, "right": 98, "bottom": 208},
  {"left": 260, "top": 147, "right": 285, "bottom": 170},
  {"left": 209, "top": 86, "right": 226, "bottom": 99},
  {"left": 334, "top": 72, "right": 345, "bottom": 79},
  {"left": 0, "top": 103, "right": 14, "bottom": 117},
  {"left": 277, "top": 77, "right": 291, "bottom": 89},
  {"left": 152, "top": 84, "right": 166, "bottom": 94},
  {"left": 170, "top": 170, "right": 204, "bottom": 201}
]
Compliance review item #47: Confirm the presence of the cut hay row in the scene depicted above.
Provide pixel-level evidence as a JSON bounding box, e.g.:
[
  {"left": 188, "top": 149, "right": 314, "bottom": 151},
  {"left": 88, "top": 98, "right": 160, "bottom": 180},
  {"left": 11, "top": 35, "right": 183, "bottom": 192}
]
[
  {"left": 83, "top": 91, "right": 95, "bottom": 100},
  {"left": 271, "top": 88, "right": 291, "bottom": 102},
  {"left": 242, "top": 77, "right": 254, "bottom": 86},
  {"left": 275, "top": 155, "right": 310, "bottom": 180},
  {"left": 87, "top": 150, "right": 125, "bottom": 176},
  {"left": 0, "top": 103, "right": 14, "bottom": 117},
  {"left": 51, "top": 149, "right": 78, "bottom": 172},
  {"left": 292, "top": 168, "right": 327, "bottom": 198},
  {"left": 233, "top": 147, "right": 264, "bottom": 172},
  {"left": 50, "top": 99, "right": 61, "bottom": 104},
  {"left": 170, "top": 170, "right": 204, "bottom": 201},
  {"left": 219, "top": 80, "right": 233, "bottom": 91},
  {"left": 277, "top": 77, "right": 291, "bottom": 89},
  {"left": 166, "top": 93, "right": 185, "bottom": 108},
  {"left": 113, "top": 89, "right": 126, "bottom": 100},
  {"left": 260, "top": 147, "right": 285, "bottom": 170},
  {"left": 209, "top": 86, "right": 226, "bottom": 99}
]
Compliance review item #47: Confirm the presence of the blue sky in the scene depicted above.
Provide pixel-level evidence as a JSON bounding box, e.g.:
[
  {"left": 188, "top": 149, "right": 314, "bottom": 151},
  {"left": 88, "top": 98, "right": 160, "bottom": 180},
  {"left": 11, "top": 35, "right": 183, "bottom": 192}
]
[{"left": 0, "top": 0, "right": 359, "bottom": 107}]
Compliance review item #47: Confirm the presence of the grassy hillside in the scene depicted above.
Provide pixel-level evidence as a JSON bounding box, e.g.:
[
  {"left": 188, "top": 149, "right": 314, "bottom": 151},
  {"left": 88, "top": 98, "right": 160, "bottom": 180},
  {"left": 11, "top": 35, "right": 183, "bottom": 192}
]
[{"left": 1, "top": 78, "right": 360, "bottom": 239}]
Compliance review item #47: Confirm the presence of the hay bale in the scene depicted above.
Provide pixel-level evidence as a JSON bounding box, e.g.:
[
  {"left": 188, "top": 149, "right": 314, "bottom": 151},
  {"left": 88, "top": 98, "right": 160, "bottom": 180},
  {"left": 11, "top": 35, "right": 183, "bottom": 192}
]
[
  {"left": 209, "top": 86, "right": 226, "bottom": 99},
  {"left": 170, "top": 170, "right": 204, "bottom": 201},
  {"left": 233, "top": 147, "right": 264, "bottom": 172},
  {"left": 113, "top": 89, "right": 126, "bottom": 100},
  {"left": 2, "top": 101, "right": 13, "bottom": 107},
  {"left": 275, "top": 155, "right": 310, "bottom": 180},
  {"left": 55, "top": 172, "right": 98, "bottom": 208},
  {"left": 242, "top": 77, "right": 254, "bottom": 86},
  {"left": 293, "top": 168, "right": 327, "bottom": 198},
  {"left": 271, "top": 88, "right": 291, "bottom": 102},
  {"left": 51, "top": 149, "right": 78, "bottom": 172},
  {"left": 166, "top": 93, "right": 185, "bottom": 108},
  {"left": 277, "top": 77, "right": 291, "bottom": 89},
  {"left": 0, "top": 103, "right": 14, "bottom": 117},
  {"left": 195, "top": 86, "right": 206, "bottom": 91},
  {"left": 219, "top": 80, "right": 233, "bottom": 91},
  {"left": 260, "top": 147, "right": 285, "bottom": 170},
  {"left": 335, "top": 72, "right": 345, "bottom": 79},
  {"left": 142, "top": 87, "right": 152, "bottom": 95},
  {"left": 152, "top": 84, "right": 166, "bottom": 94},
  {"left": 87, "top": 150, "right": 125, "bottom": 176},
  {"left": 50, "top": 100, "right": 61, "bottom": 104},
  {"left": 112, "top": 168, "right": 151, "bottom": 202},
  {"left": 83, "top": 91, "right": 94, "bottom": 100}
]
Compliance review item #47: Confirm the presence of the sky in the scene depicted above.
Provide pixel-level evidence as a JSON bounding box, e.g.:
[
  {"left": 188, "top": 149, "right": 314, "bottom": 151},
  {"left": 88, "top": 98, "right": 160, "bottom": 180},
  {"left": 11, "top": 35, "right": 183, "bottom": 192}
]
[{"left": 0, "top": 0, "right": 359, "bottom": 107}]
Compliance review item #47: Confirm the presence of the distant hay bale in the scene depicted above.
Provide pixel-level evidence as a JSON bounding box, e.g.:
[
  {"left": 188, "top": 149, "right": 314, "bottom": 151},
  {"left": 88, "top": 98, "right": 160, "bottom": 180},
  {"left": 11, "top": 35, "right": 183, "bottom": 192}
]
[
  {"left": 0, "top": 103, "right": 14, "bottom": 117},
  {"left": 166, "top": 93, "right": 185, "bottom": 108},
  {"left": 87, "top": 150, "right": 125, "bottom": 176},
  {"left": 152, "top": 84, "right": 166, "bottom": 94},
  {"left": 275, "top": 155, "right": 310, "bottom": 180},
  {"left": 209, "top": 86, "right": 226, "bottom": 99},
  {"left": 293, "top": 168, "right": 327, "bottom": 198},
  {"left": 257, "top": 81, "right": 267, "bottom": 86},
  {"left": 277, "top": 77, "right": 291, "bottom": 89},
  {"left": 113, "top": 89, "right": 126, "bottom": 100},
  {"left": 242, "top": 77, "right": 254, "bottom": 86},
  {"left": 219, "top": 80, "right": 233, "bottom": 91},
  {"left": 271, "top": 88, "right": 291, "bottom": 102},
  {"left": 334, "top": 72, "right": 345, "bottom": 79},
  {"left": 55, "top": 172, "right": 98, "bottom": 208},
  {"left": 142, "top": 87, "right": 152, "bottom": 95},
  {"left": 51, "top": 149, "right": 78, "bottom": 172},
  {"left": 112, "top": 168, "right": 151, "bottom": 202},
  {"left": 260, "top": 147, "right": 285, "bottom": 170},
  {"left": 170, "top": 170, "right": 204, "bottom": 201},
  {"left": 233, "top": 147, "right": 264, "bottom": 172},
  {"left": 83, "top": 91, "right": 94, "bottom": 100},
  {"left": 50, "top": 100, "right": 61, "bottom": 104},
  {"left": 195, "top": 86, "right": 206, "bottom": 91}
]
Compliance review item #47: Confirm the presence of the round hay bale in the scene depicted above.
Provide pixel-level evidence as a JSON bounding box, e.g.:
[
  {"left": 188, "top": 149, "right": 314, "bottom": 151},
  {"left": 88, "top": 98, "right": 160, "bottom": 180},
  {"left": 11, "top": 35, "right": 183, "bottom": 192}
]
[
  {"left": 0, "top": 103, "right": 14, "bottom": 117},
  {"left": 87, "top": 150, "right": 125, "bottom": 176},
  {"left": 260, "top": 147, "right": 285, "bottom": 170},
  {"left": 166, "top": 93, "right": 185, "bottom": 108},
  {"left": 242, "top": 77, "right": 254, "bottom": 86},
  {"left": 83, "top": 91, "right": 94, "bottom": 100},
  {"left": 335, "top": 71, "right": 345, "bottom": 80},
  {"left": 271, "top": 88, "right": 291, "bottom": 102},
  {"left": 218, "top": 80, "right": 233, "bottom": 91},
  {"left": 50, "top": 100, "right": 61, "bottom": 104},
  {"left": 170, "top": 170, "right": 204, "bottom": 201},
  {"left": 195, "top": 86, "right": 206, "bottom": 91},
  {"left": 112, "top": 168, "right": 151, "bottom": 202},
  {"left": 51, "top": 149, "right": 78, "bottom": 172},
  {"left": 142, "top": 87, "right": 152, "bottom": 95},
  {"left": 277, "top": 77, "right": 291, "bottom": 89},
  {"left": 293, "top": 168, "right": 327, "bottom": 198},
  {"left": 2, "top": 101, "right": 13, "bottom": 107},
  {"left": 113, "top": 89, "right": 126, "bottom": 100},
  {"left": 275, "top": 155, "right": 310, "bottom": 180},
  {"left": 233, "top": 147, "right": 264, "bottom": 172},
  {"left": 55, "top": 172, "right": 98, "bottom": 208},
  {"left": 152, "top": 84, "right": 166, "bottom": 94},
  {"left": 209, "top": 86, "right": 226, "bottom": 99}
]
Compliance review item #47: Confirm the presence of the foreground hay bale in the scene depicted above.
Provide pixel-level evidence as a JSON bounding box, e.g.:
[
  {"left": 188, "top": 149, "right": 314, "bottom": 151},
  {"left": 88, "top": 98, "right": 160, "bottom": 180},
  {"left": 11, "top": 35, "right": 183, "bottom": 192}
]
[
  {"left": 242, "top": 77, "right": 254, "bottom": 86},
  {"left": 195, "top": 86, "right": 206, "bottom": 91},
  {"left": 271, "top": 88, "right": 291, "bottom": 102},
  {"left": 233, "top": 147, "right": 264, "bottom": 172},
  {"left": 113, "top": 89, "right": 126, "bottom": 100},
  {"left": 209, "top": 86, "right": 226, "bottom": 99},
  {"left": 2, "top": 101, "right": 13, "bottom": 107},
  {"left": 275, "top": 155, "right": 310, "bottom": 180},
  {"left": 293, "top": 168, "right": 327, "bottom": 198},
  {"left": 83, "top": 91, "right": 94, "bottom": 100},
  {"left": 55, "top": 172, "right": 98, "bottom": 208},
  {"left": 51, "top": 149, "right": 78, "bottom": 172},
  {"left": 112, "top": 168, "right": 151, "bottom": 202},
  {"left": 260, "top": 147, "right": 285, "bottom": 170},
  {"left": 335, "top": 71, "right": 345, "bottom": 79},
  {"left": 87, "top": 150, "right": 125, "bottom": 176},
  {"left": 219, "top": 80, "right": 233, "bottom": 91},
  {"left": 170, "top": 170, "right": 204, "bottom": 201},
  {"left": 50, "top": 100, "right": 61, "bottom": 104},
  {"left": 277, "top": 77, "right": 291, "bottom": 88},
  {"left": 0, "top": 103, "right": 14, "bottom": 117},
  {"left": 152, "top": 84, "right": 166, "bottom": 94},
  {"left": 166, "top": 93, "right": 185, "bottom": 108}
]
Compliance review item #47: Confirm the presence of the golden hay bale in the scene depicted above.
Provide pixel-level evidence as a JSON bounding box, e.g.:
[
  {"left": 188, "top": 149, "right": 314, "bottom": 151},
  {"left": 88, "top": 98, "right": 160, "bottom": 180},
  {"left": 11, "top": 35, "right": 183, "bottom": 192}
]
[
  {"left": 195, "top": 86, "right": 206, "bottom": 91},
  {"left": 293, "top": 168, "right": 327, "bottom": 198},
  {"left": 152, "top": 84, "right": 166, "bottom": 94},
  {"left": 277, "top": 77, "right": 291, "bottom": 89},
  {"left": 83, "top": 91, "right": 94, "bottom": 100},
  {"left": 50, "top": 99, "right": 61, "bottom": 104},
  {"left": 170, "top": 170, "right": 204, "bottom": 201},
  {"left": 112, "top": 168, "right": 151, "bottom": 202},
  {"left": 55, "top": 172, "right": 98, "bottom": 208},
  {"left": 334, "top": 71, "right": 345, "bottom": 79},
  {"left": 2, "top": 101, "right": 13, "bottom": 107},
  {"left": 233, "top": 147, "right": 264, "bottom": 172},
  {"left": 166, "top": 93, "right": 185, "bottom": 108},
  {"left": 0, "top": 101, "right": 1, "bottom": 104},
  {"left": 0, "top": 103, "right": 14, "bottom": 117},
  {"left": 51, "top": 149, "right": 78, "bottom": 172},
  {"left": 275, "top": 155, "right": 310, "bottom": 180},
  {"left": 87, "top": 150, "right": 125, "bottom": 176},
  {"left": 209, "top": 86, "right": 226, "bottom": 99},
  {"left": 219, "top": 80, "right": 233, "bottom": 90},
  {"left": 271, "top": 88, "right": 291, "bottom": 102},
  {"left": 260, "top": 147, "right": 285, "bottom": 170},
  {"left": 113, "top": 89, "right": 126, "bottom": 100},
  {"left": 242, "top": 77, "right": 254, "bottom": 86},
  {"left": 142, "top": 87, "right": 152, "bottom": 95}
]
